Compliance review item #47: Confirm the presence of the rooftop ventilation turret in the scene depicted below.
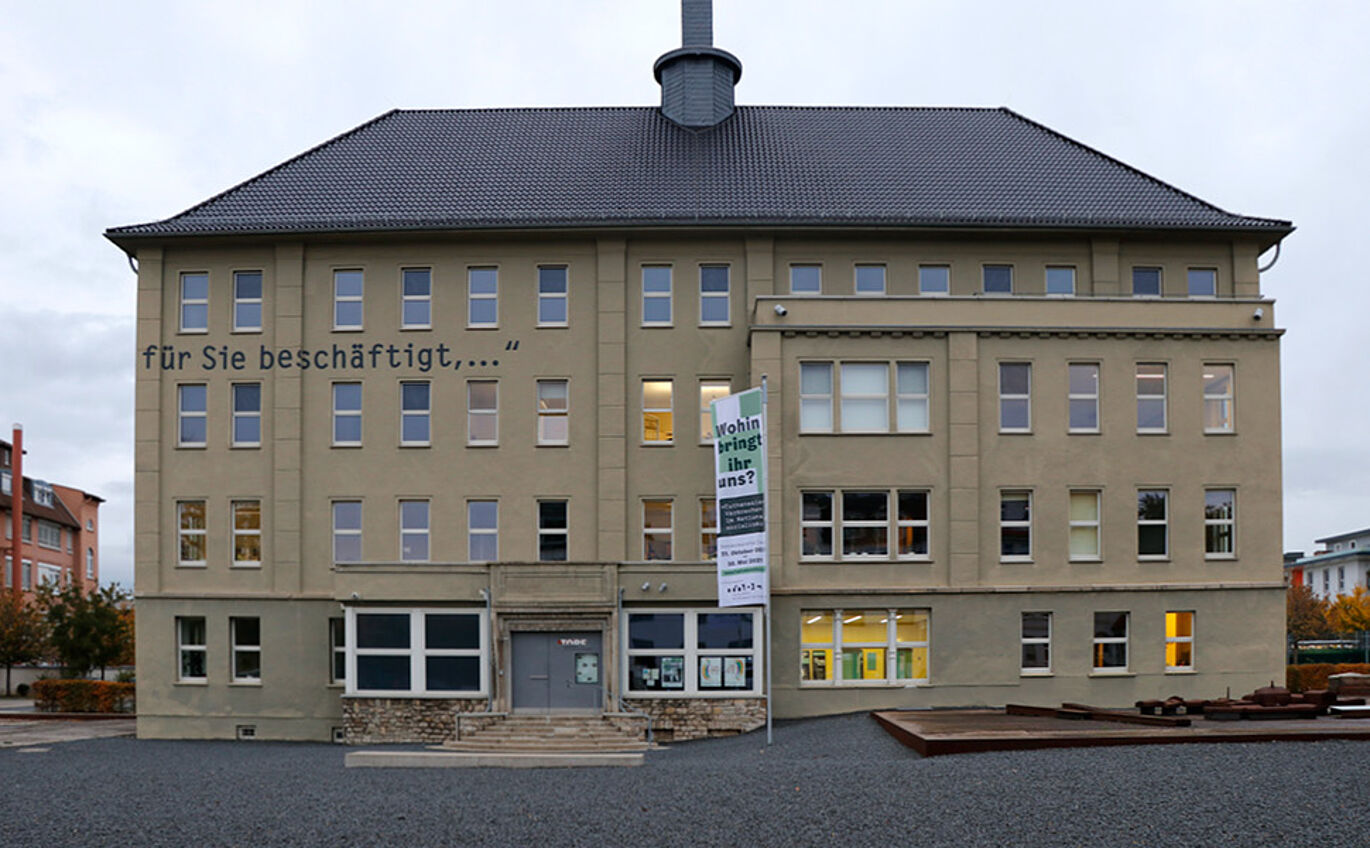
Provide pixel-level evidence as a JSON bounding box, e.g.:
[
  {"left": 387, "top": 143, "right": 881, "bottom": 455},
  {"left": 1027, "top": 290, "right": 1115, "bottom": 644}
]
[{"left": 653, "top": 0, "right": 742, "bottom": 128}]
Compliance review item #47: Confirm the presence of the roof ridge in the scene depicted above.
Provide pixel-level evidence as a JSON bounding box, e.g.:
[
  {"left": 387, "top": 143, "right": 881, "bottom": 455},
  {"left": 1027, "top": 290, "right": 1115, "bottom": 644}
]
[
  {"left": 389, "top": 104, "right": 1005, "bottom": 115},
  {"left": 998, "top": 108, "right": 1292, "bottom": 229}
]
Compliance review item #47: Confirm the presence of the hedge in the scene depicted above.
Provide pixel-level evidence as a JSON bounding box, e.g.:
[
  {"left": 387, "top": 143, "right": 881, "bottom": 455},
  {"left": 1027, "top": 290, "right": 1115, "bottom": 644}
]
[
  {"left": 31, "top": 679, "right": 135, "bottom": 714},
  {"left": 1286, "top": 663, "right": 1370, "bottom": 693}
]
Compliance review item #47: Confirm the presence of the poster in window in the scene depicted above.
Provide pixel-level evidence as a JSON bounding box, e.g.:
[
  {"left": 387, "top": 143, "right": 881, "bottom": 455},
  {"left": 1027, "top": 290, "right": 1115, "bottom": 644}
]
[
  {"left": 661, "top": 656, "right": 684, "bottom": 688},
  {"left": 575, "top": 652, "right": 599, "bottom": 684},
  {"left": 700, "top": 656, "right": 722, "bottom": 688},
  {"left": 724, "top": 657, "right": 745, "bottom": 688}
]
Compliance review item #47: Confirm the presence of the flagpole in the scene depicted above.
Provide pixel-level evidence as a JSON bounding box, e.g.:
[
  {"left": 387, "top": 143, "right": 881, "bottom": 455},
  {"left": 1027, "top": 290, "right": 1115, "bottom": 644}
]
[{"left": 762, "top": 374, "right": 772, "bottom": 746}]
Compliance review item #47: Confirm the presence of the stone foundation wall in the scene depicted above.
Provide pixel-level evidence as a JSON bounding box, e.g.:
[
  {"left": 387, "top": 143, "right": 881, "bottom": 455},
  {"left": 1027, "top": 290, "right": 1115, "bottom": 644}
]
[
  {"left": 622, "top": 698, "right": 766, "bottom": 741},
  {"left": 343, "top": 697, "right": 491, "bottom": 745}
]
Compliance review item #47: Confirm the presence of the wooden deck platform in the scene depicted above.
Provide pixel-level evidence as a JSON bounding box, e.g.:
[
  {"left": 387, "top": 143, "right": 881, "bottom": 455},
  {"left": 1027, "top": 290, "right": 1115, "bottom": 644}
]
[{"left": 872, "top": 709, "right": 1370, "bottom": 757}]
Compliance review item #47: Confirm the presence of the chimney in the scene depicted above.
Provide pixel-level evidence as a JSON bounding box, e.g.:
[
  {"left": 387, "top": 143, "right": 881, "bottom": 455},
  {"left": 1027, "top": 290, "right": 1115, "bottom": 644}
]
[{"left": 653, "top": 0, "right": 743, "bottom": 128}]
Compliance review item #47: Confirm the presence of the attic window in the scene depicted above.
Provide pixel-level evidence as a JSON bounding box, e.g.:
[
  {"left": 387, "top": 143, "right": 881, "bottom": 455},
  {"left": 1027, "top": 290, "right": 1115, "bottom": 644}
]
[{"left": 33, "top": 480, "right": 54, "bottom": 507}]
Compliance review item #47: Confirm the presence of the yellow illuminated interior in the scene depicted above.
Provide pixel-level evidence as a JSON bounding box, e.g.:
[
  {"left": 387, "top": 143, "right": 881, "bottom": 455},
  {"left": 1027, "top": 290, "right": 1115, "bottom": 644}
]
[{"left": 1165, "top": 611, "right": 1194, "bottom": 668}]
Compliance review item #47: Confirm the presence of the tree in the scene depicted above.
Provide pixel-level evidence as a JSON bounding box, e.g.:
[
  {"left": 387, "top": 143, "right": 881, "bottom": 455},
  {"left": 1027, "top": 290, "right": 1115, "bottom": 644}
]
[
  {"left": 37, "top": 582, "right": 132, "bottom": 679},
  {"left": 1328, "top": 585, "right": 1370, "bottom": 635},
  {"left": 1287, "top": 583, "right": 1334, "bottom": 643},
  {"left": 0, "top": 591, "right": 47, "bottom": 696}
]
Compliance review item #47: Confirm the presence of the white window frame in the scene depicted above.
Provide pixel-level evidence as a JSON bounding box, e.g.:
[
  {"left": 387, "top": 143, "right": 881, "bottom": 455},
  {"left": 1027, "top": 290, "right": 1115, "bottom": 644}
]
[
  {"left": 840, "top": 490, "right": 889, "bottom": 559},
  {"left": 800, "top": 489, "right": 930, "bottom": 562},
  {"left": 624, "top": 608, "right": 762, "bottom": 696},
  {"left": 854, "top": 263, "right": 886, "bottom": 296},
  {"left": 177, "top": 500, "right": 207, "bottom": 568},
  {"left": 1132, "top": 266, "right": 1162, "bottom": 297},
  {"left": 698, "top": 379, "right": 731, "bottom": 444},
  {"left": 537, "top": 265, "right": 569, "bottom": 327},
  {"left": 178, "top": 384, "right": 207, "bottom": 448},
  {"left": 642, "top": 379, "right": 674, "bottom": 444},
  {"left": 180, "top": 272, "right": 209, "bottom": 333},
  {"left": 467, "top": 380, "right": 499, "bottom": 446},
  {"left": 177, "top": 616, "right": 207, "bottom": 683},
  {"left": 332, "top": 382, "right": 362, "bottom": 447},
  {"left": 231, "top": 500, "right": 262, "bottom": 568},
  {"left": 329, "top": 617, "right": 346, "bottom": 685},
  {"left": 332, "top": 500, "right": 362, "bottom": 563},
  {"left": 346, "top": 608, "right": 489, "bottom": 698},
  {"left": 333, "top": 269, "right": 364, "bottom": 331},
  {"left": 799, "top": 362, "right": 834, "bottom": 433},
  {"left": 1092, "top": 611, "right": 1130, "bottom": 673},
  {"left": 399, "top": 499, "right": 430, "bottom": 562},
  {"left": 1068, "top": 489, "right": 1102, "bottom": 562},
  {"left": 401, "top": 267, "right": 432, "bottom": 330},
  {"left": 232, "top": 270, "right": 263, "bottom": 332},
  {"left": 1204, "top": 488, "right": 1236, "bottom": 559},
  {"left": 839, "top": 362, "right": 890, "bottom": 433},
  {"left": 231, "top": 382, "right": 262, "bottom": 448},
  {"left": 1136, "top": 363, "right": 1168, "bottom": 433},
  {"left": 982, "top": 264, "right": 1013, "bottom": 295},
  {"left": 699, "top": 497, "right": 718, "bottom": 562},
  {"left": 537, "top": 499, "right": 569, "bottom": 562},
  {"left": 799, "top": 608, "right": 930, "bottom": 687},
  {"left": 1137, "top": 489, "right": 1169, "bottom": 560},
  {"left": 1045, "top": 265, "right": 1075, "bottom": 296},
  {"left": 86, "top": 547, "right": 95, "bottom": 580},
  {"left": 467, "top": 267, "right": 498, "bottom": 328},
  {"left": 37, "top": 521, "right": 61, "bottom": 550},
  {"left": 699, "top": 264, "right": 731, "bottom": 326},
  {"left": 918, "top": 264, "right": 950, "bottom": 296},
  {"left": 467, "top": 499, "right": 498, "bottom": 562},
  {"left": 642, "top": 499, "right": 673, "bottom": 561},
  {"left": 998, "top": 363, "right": 1031, "bottom": 433},
  {"left": 800, "top": 491, "right": 834, "bottom": 559},
  {"left": 1067, "top": 363, "right": 1100, "bottom": 433},
  {"left": 1165, "top": 611, "right": 1195, "bottom": 672},
  {"left": 1203, "top": 363, "right": 1234, "bottom": 433},
  {"left": 895, "top": 362, "right": 930, "bottom": 433},
  {"left": 536, "top": 379, "right": 569, "bottom": 446},
  {"left": 1021, "top": 611, "right": 1052, "bottom": 675},
  {"left": 400, "top": 381, "right": 431, "bottom": 447},
  {"left": 641, "top": 265, "right": 673, "bottom": 327},
  {"left": 895, "top": 490, "right": 930, "bottom": 560},
  {"left": 230, "top": 616, "right": 261, "bottom": 684},
  {"left": 1187, "top": 267, "right": 1217, "bottom": 298},
  {"left": 789, "top": 264, "right": 821, "bottom": 294},
  {"left": 1000, "top": 490, "right": 1033, "bottom": 562}
]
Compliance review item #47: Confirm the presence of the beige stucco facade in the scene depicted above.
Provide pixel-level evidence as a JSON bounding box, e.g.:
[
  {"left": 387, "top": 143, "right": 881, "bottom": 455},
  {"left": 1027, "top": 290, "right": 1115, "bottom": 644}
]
[{"left": 131, "top": 229, "right": 1285, "bottom": 741}]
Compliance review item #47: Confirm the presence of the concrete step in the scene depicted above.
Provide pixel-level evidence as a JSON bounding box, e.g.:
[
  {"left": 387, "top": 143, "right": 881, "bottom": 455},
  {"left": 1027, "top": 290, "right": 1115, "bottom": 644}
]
[
  {"left": 445, "top": 739, "right": 649, "bottom": 753},
  {"left": 347, "top": 750, "right": 644, "bottom": 769},
  {"left": 447, "top": 715, "right": 647, "bottom": 753}
]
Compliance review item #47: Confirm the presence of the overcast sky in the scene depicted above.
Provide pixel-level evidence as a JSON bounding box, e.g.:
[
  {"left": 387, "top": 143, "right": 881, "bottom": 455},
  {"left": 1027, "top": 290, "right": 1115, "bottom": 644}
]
[{"left": 2, "top": 0, "right": 1366, "bottom": 589}]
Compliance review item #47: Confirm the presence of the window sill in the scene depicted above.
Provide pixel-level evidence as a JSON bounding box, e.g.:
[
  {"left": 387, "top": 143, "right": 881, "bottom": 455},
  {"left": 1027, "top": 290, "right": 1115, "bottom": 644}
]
[
  {"left": 1020, "top": 671, "right": 1053, "bottom": 678},
  {"left": 1070, "top": 558, "right": 1102, "bottom": 564},
  {"left": 332, "top": 443, "right": 362, "bottom": 449},
  {"left": 176, "top": 445, "right": 207, "bottom": 450},
  {"left": 536, "top": 443, "right": 569, "bottom": 448},
  {"left": 1000, "top": 558, "right": 1034, "bottom": 565},
  {"left": 176, "top": 563, "right": 208, "bottom": 569},
  {"left": 1165, "top": 668, "right": 1197, "bottom": 675},
  {"left": 1205, "top": 555, "right": 1237, "bottom": 562},
  {"left": 178, "top": 329, "right": 209, "bottom": 335},
  {"left": 230, "top": 444, "right": 261, "bottom": 450},
  {"left": 799, "top": 558, "right": 935, "bottom": 565},
  {"left": 399, "top": 443, "right": 432, "bottom": 449},
  {"left": 1136, "top": 431, "right": 1170, "bottom": 436},
  {"left": 466, "top": 443, "right": 500, "bottom": 448},
  {"left": 332, "top": 327, "right": 365, "bottom": 333},
  {"left": 1089, "top": 670, "right": 1135, "bottom": 678},
  {"left": 1068, "top": 429, "right": 1101, "bottom": 436},
  {"left": 998, "top": 429, "right": 1033, "bottom": 436},
  {"left": 1203, "top": 430, "right": 1236, "bottom": 436},
  {"left": 174, "top": 680, "right": 208, "bottom": 686},
  {"left": 798, "top": 681, "right": 928, "bottom": 689},
  {"left": 400, "top": 326, "right": 432, "bottom": 332},
  {"left": 231, "top": 564, "right": 262, "bottom": 570},
  {"left": 698, "top": 323, "right": 732, "bottom": 329},
  {"left": 229, "top": 680, "right": 262, "bottom": 687},
  {"left": 342, "top": 692, "right": 489, "bottom": 700},
  {"left": 230, "top": 329, "right": 263, "bottom": 335},
  {"left": 625, "top": 690, "right": 763, "bottom": 699},
  {"left": 536, "top": 324, "right": 569, "bottom": 329},
  {"left": 1138, "top": 556, "right": 1171, "bottom": 563},
  {"left": 466, "top": 324, "right": 499, "bottom": 331},
  {"left": 640, "top": 442, "right": 675, "bottom": 447}
]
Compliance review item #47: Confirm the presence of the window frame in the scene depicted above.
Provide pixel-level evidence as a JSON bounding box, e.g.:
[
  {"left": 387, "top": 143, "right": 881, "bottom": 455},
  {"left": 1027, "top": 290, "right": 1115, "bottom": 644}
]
[
  {"left": 177, "top": 500, "right": 207, "bottom": 568},
  {"left": 641, "top": 378, "right": 674, "bottom": 445},
  {"left": 537, "top": 499, "right": 569, "bottom": 562},
  {"left": 799, "top": 488, "right": 930, "bottom": 562},
  {"left": 1136, "top": 488, "right": 1170, "bottom": 560},
  {"left": 1068, "top": 489, "right": 1102, "bottom": 562},
  {"left": 789, "top": 264, "right": 821, "bottom": 294},
  {"left": 537, "top": 265, "right": 569, "bottom": 327},
  {"left": 699, "top": 497, "right": 718, "bottom": 562},
  {"left": 1136, "top": 363, "right": 1168, "bottom": 433},
  {"left": 642, "top": 498, "right": 674, "bottom": 561},
  {"left": 982, "top": 264, "right": 1013, "bottom": 295},
  {"left": 231, "top": 382, "right": 262, "bottom": 448},
  {"left": 798, "top": 362, "right": 834, "bottom": 434},
  {"left": 333, "top": 269, "right": 364, "bottom": 331},
  {"left": 625, "top": 608, "right": 763, "bottom": 697},
  {"left": 1067, "top": 363, "right": 1100, "bottom": 433},
  {"left": 346, "top": 608, "right": 489, "bottom": 698},
  {"left": 1204, "top": 488, "right": 1236, "bottom": 560},
  {"left": 178, "top": 383, "right": 208, "bottom": 448},
  {"left": 895, "top": 362, "right": 930, "bottom": 433},
  {"left": 698, "top": 379, "right": 731, "bottom": 444},
  {"left": 999, "top": 490, "right": 1033, "bottom": 562},
  {"left": 332, "top": 500, "right": 362, "bottom": 563},
  {"left": 400, "top": 381, "right": 431, "bottom": 447},
  {"left": 839, "top": 362, "right": 890, "bottom": 433},
  {"left": 467, "top": 267, "right": 498, "bottom": 328},
  {"left": 800, "top": 608, "right": 930, "bottom": 687},
  {"left": 1132, "top": 266, "right": 1163, "bottom": 297},
  {"left": 179, "top": 272, "right": 209, "bottom": 333},
  {"left": 998, "top": 362, "right": 1032, "bottom": 433},
  {"left": 400, "top": 267, "right": 432, "bottom": 330},
  {"left": 1187, "top": 267, "right": 1217, "bottom": 298},
  {"left": 467, "top": 499, "right": 498, "bottom": 562},
  {"left": 230, "top": 500, "right": 262, "bottom": 569},
  {"left": 641, "top": 265, "right": 673, "bottom": 327},
  {"left": 329, "top": 617, "right": 346, "bottom": 685},
  {"left": 1020, "top": 611, "right": 1052, "bottom": 675},
  {"left": 854, "top": 263, "right": 886, "bottom": 296},
  {"left": 399, "top": 499, "right": 430, "bottom": 562},
  {"left": 232, "top": 270, "right": 263, "bottom": 332},
  {"left": 1165, "top": 611, "right": 1195, "bottom": 672},
  {"left": 1092, "top": 611, "right": 1130, "bottom": 673},
  {"left": 1203, "top": 363, "right": 1234, "bottom": 433},
  {"left": 332, "top": 382, "right": 362, "bottom": 447},
  {"left": 230, "top": 616, "right": 262, "bottom": 684},
  {"left": 177, "top": 616, "right": 208, "bottom": 683},
  {"left": 699, "top": 264, "right": 731, "bottom": 326},
  {"left": 917, "top": 264, "right": 950, "bottom": 296},
  {"left": 536, "top": 379, "right": 569, "bottom": 446},
  {"left": 466, "top": 380, "right": 499, "bottom": 446},
  {"left": 1045, "top": 265, "right": 1076, "bottom": 296}
]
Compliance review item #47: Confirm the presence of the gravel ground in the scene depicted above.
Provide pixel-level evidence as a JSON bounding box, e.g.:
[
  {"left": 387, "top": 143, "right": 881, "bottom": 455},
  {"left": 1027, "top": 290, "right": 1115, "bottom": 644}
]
[{"left": 2, "top": 712, "right": 1367, "bottom": 847}]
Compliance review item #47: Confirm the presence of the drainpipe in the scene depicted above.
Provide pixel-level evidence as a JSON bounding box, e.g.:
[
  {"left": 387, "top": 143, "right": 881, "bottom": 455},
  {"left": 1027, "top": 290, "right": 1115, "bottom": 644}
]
[
  {"left": 616, "top": 587, "right": 653, "bottom": 744},
  {"left": 8, "top": 425, "right": 21, "bottom": 595},
  {"left": 455, "top": 586, "right": 500, "bottom": 742}
]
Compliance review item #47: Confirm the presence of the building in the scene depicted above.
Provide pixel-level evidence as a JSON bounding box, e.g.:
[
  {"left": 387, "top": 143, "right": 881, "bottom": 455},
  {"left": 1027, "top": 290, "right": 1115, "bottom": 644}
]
[
  {"left": 2, "top": 435, "right": 103, "bottom": 598},
  {"left": 1287, "top": 530, "right": 1370, "bottom": 600},
  {"left": 108, "top": 1, "right": 1291, "bottom": 742}
]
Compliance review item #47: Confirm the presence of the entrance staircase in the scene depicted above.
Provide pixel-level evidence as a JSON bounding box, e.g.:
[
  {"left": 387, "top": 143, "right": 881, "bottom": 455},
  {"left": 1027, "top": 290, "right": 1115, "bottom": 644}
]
[{"left": 444, "top": 714, "right": 650, "bottom": 753}]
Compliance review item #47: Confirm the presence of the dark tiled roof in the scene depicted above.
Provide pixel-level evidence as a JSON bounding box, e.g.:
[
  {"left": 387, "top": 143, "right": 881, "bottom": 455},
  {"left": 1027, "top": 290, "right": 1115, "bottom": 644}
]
[
  {"left": 107, "top": 107, "right": 1290, "bottom": 244},
  {"left": 1, "top": 478, "right": 81, "bottom": 530}
]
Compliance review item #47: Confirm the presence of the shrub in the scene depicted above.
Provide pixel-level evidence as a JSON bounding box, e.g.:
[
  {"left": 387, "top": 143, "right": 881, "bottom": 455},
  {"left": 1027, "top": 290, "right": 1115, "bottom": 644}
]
[
  {"left": 1286, "top": 663, "right": 1370, "bottom": 692},
  {"left": 30, "top": 679, "right": 135, "bottom": 713}
]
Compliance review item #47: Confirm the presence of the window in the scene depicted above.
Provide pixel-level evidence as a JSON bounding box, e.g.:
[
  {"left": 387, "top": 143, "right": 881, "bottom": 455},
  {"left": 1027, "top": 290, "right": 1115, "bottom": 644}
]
[
  {"left": 180, "top": 272, "right": 209, "bottom": 332},
  {"left": 799, "top": 362, "right": 833, "bottom": 432},
  {"left": 790, "top": 264, "right": 821, "bottom": 294},
  {"left": 332, "top": 501, "right": 362, "bottom": 563},
  {"left": 918, "top": 265, "right": 949, "bottom": 295},
  {"left": 699, "top": 380, "right": 731, "bottom": 443},
  {"left": 1068, "top": 363, "right": 1099, "bottom": 432},
  {"left": 231, "top": 383, "right": 261, "bottom": 447},
  {"left": 895, "top": 362, "right": 929, "bottom": 432},
  {"left": 1204, "top": 489, "right": 1235, "bottom": 558},
  {"left": 642, "top": 265, "right": 672, "bottom": 325},
  {"left": 399, "top": 500, "right": 430, "bottom": 562},
  {"left": 1000, "top": 491, "right": 1032, "bottom": 561},
  {"left": 178, "top": 501, "right": 207, "bottom": 566},
  {"left": 467, "top": 500, "right": 497, "bottom": 561},
  {"left": 854, "top": 264, "right": 885, "bottom": 295},
  {"left": 467, "top": 380, "right": 498, "bottom": 445},
  {"left": 33, "top": 481, "right": 53, "bottom": 507},
  {"left": 1069, "top": 490, "right": 1101, "bottom": 561},
  {"left": 1187, "top": 268, "right": 1216, "bottom": 297},
  {"left": 998, "top": 363, "right": 1031, "bottom": 432},
  {"left": 177, "top": 617, "right": 207, "bottom": 682},
  {"left": 37, "top": 521, "right": 61, "bottom": 550},
  {"left": 642, "top": 379, "right": 674, "bottom": 443},
  {"left": 333, "top": 269, "right": 364, "bottom": 330},
  {"left": 627, "top": 609, "right": 761, "bottom": 694},
  {"left": 1203, "top": 364, "right": 1233, "bottom": 432},
  {"left": 801, "top": 489, "right": 929, "bottom": 561},
  {"left": 332, "top": 382, "right": 362, "bottom": 446},
  {"left": 400, "top": 382, "right": 430, "bottom": 446},
  {"left": 231, "top": 501, "right": 262, "bottom": 567},
  {"left": 468, "top": 267, "right": 498, "bottom": 327},
  {"left": 231, "top": 617, "right": 261, "bottom": 683},
  {"left": 178, "top": 384, "right": 207, "bottom": 447},
  {"left": 233, "top": 271, "right": 263, "bottom": 332},
  {"left": 1093, "top": 612, "right": 1129, "bottom": 671},
  {"left": 0, "top": 470, "right": 8, "bottom": 496},
  {"left": 1165, "top": 612, "right": 1194, "bottom": 671},
  {"left": 1132, "top": 267, "right": 1161, "bottom": 297},
  {"left": 983, "top": 264, "right": 1012, "bottom": 294},
  {"left": 800, "top": 609, "right": 929, "bottom": 684},
  {"left": 87, "top": 519, "right": 94, "bottom": 531},
  {"left": 1137, "top": 489, "right": 1169, "bottom": 558},
  {"left": 349, "top": 609, "right": 486, "bottom": 696},
  {"left": 401, "top": 268, "right": 431, "bottom": 329},
  {"left": 329, "top": 618, "right": 346, "bottom": 684},
  {"left": 1338, "top": 567, "right": 1346, "bottom": 592},
  {"left": 699, "top": 265, "right": 730, "bottom": 324},
  {"left": 1045, "top": 266, "right": 1075, "bottom": 296},
  {"left": 1136, "top": 363, "right": 1167, "bottom": 432},
  {"left": 537, "top": 500, "right": 568, "bottom": 562},
  {"left": 840, "top": 363, "right": 889, "bottom": 432},
  {"left": 537, "top": 266, "right": 568, "bottom": 326},
  {"left": 536, "top": 380, "right": 569, "bottom": 445},
  {"left": 1021, "top": 612, "right": 1052, "bottom": 674},
  {"left": 643, "top": 499, "right": 673, "bottom": 560},
  {"left": 36, "top": 562, "right": 60, "bottom": 588},
  {"left": 86, "top": 547, "right": 94, "bottom": 580},
  {"left": 700, "top": 498, "right": 718, "bottom": 561}
]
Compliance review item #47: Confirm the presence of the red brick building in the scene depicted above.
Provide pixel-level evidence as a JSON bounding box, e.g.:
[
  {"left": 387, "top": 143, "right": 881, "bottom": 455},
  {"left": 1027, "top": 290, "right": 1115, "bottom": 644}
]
[{"left": 2, "top": 437, "right": 102, "bottom": 598}]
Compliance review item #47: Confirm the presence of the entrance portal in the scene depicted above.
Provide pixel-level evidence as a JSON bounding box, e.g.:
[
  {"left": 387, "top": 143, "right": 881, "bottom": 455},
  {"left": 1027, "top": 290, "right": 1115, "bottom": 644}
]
[{"left": 510, "top": 631, "right": 603, "bottom": 712}]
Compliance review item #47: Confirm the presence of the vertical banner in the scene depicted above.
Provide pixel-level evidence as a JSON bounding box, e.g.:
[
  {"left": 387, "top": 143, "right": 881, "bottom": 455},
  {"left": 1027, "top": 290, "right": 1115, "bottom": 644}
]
[{"left": 711, "top": 387, "right": 767, "bottom": 607}]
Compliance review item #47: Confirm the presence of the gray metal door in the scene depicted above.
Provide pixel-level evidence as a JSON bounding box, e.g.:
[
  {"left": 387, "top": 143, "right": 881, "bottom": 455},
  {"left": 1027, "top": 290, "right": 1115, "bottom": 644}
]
[{"left": 511, "top": 632, "right": 601, "bottom": 712}]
